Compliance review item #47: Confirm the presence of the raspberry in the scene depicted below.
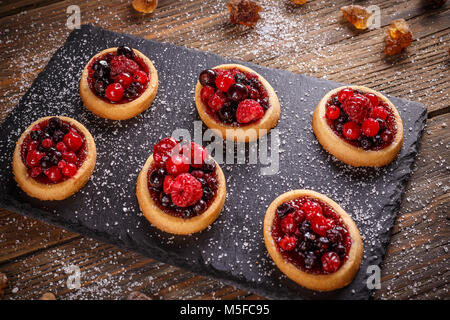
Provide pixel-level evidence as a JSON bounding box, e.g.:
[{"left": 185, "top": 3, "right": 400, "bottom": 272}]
[
  {"left": 236, "top": 99, "right": 264, "bottom": 124},
  {"left": 291, "top": 209, "right": 306, "bottom": 224},
  {"left": 153, "top": 137, "right": 179, "bottom": 167},
  {"left": 27, "top": 141, "right": 39, "bottom": 152},
  {"left": 311, "top": 214, "right": 335, "bottom": 237},
  {"left": 170, "top": 173, "right": 203, "bottom": 207},
  {"left": 200, "top": 85, "right": 215, "bottom": 104},
  {"left": 215, "top": 73, "right": 235, "bottom": 92},
  {"left": 338, "top": 88, "right": 354, "bottom": 103},
  {"left": 30, "top": 166, "right": 42, "bottom": 178},
  {"left": 106, "top": 83, "right": 124, "bottom": 102},
  {"left": 166, "top": 154, "right": 190, "bottom": 176},
  {"left": 370, "top": 106, "right": 388, "bottom": 120},
  {"left": 41, "top": 138, "right": 53, "bottom": 149},
  {"left": 342, "top": 93, "right": 370, "bottom": 123},
  {"left": 321, "top": 252, "right": 341, "bottom": 273},
  {"left": 208, "top": 91, "right": 226, "bottom": 111},
  {"left": 63, "top": 131, "right": 83, "bottom": 151},
  {"left": 326, "top": 105, "right": 340, "bottom": 120},
  {"left": 280, "top": 213, "right": 297, "bottom": 234},
  {"left": 342, "top": 121, "right": 361, "bottom": 140},
  {"left": 302, "top": 200, "right": 323, "bottom": 221},
  {"left": 362, "top": 118, "right": 380, "bottom": 137},
  {"left": 163, "top": 175, "right": 175, "bottom": 194},
  {"left": 110, "top": 55, "right": 140, "bottom": 78},
  {"left": 278, "top": 235, "right": 297, "bottom": 251},
  {"left": 365, "top": 93, "right": 379, "bottom": 107}
]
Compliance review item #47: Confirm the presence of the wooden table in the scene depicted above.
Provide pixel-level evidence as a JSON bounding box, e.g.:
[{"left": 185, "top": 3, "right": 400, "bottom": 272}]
[{"left": 0, "top": 0, "right": 448, "bottom": 300}]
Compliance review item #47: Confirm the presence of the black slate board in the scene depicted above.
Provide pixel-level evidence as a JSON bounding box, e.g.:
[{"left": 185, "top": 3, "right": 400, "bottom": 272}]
[{"left": 0, "top": 25, "right": 427, "bottom": 300}]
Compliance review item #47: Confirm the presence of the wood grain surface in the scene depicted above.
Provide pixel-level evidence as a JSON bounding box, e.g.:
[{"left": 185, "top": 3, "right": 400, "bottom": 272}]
[{"left": 0, "top": 0, "right": 448, "bottom": 300}]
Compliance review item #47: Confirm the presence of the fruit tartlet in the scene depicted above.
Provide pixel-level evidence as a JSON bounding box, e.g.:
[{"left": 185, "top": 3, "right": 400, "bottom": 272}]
[
  {"left": 195, "top": 64, "right": 281, "bottom": 142},
  {"left": 80, "top": 45, "right": 158, "bottom": 120},
  {"left": 264, "top": 190, "right": 363, "bottom": 292},
  {"left": 312, "top": 86, "right": 404, "bottom": 167},
  {"left": 136, "top": 138, "right": 226, "bottom": 235},
  {"left": 12, "top": 116, "right": 96, "bottom": 200}
]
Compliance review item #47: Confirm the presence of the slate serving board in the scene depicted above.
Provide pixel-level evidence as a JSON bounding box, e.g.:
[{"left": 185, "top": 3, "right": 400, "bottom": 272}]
[{"left": 0, "top": 25, "right": 427, "bottom": 300}]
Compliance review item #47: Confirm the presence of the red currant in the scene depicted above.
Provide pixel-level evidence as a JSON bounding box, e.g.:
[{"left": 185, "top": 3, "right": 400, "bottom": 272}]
[
  {"left": 338, "top": 88, "right": 354, "bottom": 103},
  {"left": 326, "top": 105, "right": 340, "bottom": 120},
  {"left": 62, "top": 162, "right": 78, "bottom": 177},
  {"left": 365, "top": 93, "right": 379, "bottom": 107},
  {"left": 153, "top": 137, "right": 179, "bottom": 167},
  {"left": 115, "top": 72, "right": 133, "bottom": 88},
  {"left": 311, "top": 214, "right": 335, "bottom": 237},
  {"left": 106, "top": 83, "right": 124, "bottom": 102},
  {"left": 370, "top": 106, "right": 388, "bottom": 121},
  {"left": 62, "top": 151, "right": 77, "bottom": 163},
  {"left": 362, "top": 118, "right": 380, "bottom": 137},
  {"left": 342, "top": 121, "right": 361, "bottom": 140},
  {"left": 26, "top": 150, "right": 45, "bottom": 167},
  {"left": 41, "top": 138, "right": 53, "bottom": 149},
  {"left": 321, "top": 252, "right": 341, "bottom": 273},
  {"left": 30, "top": 166, "right": 42, "bottom": 178},
  {"left": 45, "top": 166, "right": 62, "bottom": 182},
  {"left": 278, "top": 235, "right": 297, "bottom": 251},
  {"left": 381, "top": 130, "right": 393, "bottom": 143},
  {"left": 56, "top": 142, "right": 68, "bottom": 152},
  {"left": 63, "top": 131, "right": 83, "bottom": 151}
]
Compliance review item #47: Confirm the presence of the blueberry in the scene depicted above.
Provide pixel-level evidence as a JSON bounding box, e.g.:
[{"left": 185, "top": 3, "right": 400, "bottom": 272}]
[
  {"left": 149, "top": 168, "right": 165, "bottom": 189},
  {"left": 202, "top": 187, "right": 214, "bottom": 201},
  {"left": 160, "top": 193, "right": 171, "bottom": 207},
  {"left": 94, "top": 80, "right": 107, "bottom": 96},
  {"left": 234, "top": 72, "right": 247, "bottom": 84},
  {"left": 360, "top": 137, "right": 373, "bottom": 150},
  {"left": 228, "top": 83, "right": 248, "bottom": 102},
  {"left": 30, "top": 130, "right": 42, "bottom": 141},
  {"left": 52, "top": 130, "right": 65, "bottom": 143},
  {"left": 218, "top": 105, "right": 235, "bottom": 123},
  {"left": 202, "top": 158, "right": 216, "bottom": 172},
  {"left": 192, "top": 200, "right": 207, "bottom": 215},
  {"left": 304, "top": 251, "right": 318, "bottom": 269},
  {"left": 60, "top": 122, "right": 70, "bottom": 134},
  {"left": 183, "top": 208, "right": 194, "bottom": 218},
  {"left": 48, "top": 117, "right": 61, "bottom": 130},
  {"left": 117, "top": 45, "right": 135, "bottom": 59},
  {"left": 276, "top": 203, "right": 294, "bottom": 218}
]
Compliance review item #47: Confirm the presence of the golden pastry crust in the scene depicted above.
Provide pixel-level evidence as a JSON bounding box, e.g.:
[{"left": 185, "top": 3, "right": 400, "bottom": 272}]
[
  {"left": 136, "top": 155, "right": 226, "bottom": 235},
  {"left": 80, "top": 47, "right": 158, "bottom": 120},
  {"left": 312, "top": 85, "right": 404, "bottom": 167},
  {"left": 263, "top": 189, "right": 364, "bottom": 292},
  {"left": 195, "top": 64, "right": 281, "bottom": 142},
  {"left": 12, "top": 116, "right": 97, "bottom": 201}
]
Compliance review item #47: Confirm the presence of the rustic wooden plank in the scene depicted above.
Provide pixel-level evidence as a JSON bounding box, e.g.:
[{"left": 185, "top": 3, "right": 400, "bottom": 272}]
[{"left": 0, "top": 0, "right": 64, "bottom": 18}]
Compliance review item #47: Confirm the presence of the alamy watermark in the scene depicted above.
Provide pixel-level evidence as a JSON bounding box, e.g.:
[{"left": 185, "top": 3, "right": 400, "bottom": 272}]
[{"left": 66, "top": 5, "right": 81, "bottom": 30}]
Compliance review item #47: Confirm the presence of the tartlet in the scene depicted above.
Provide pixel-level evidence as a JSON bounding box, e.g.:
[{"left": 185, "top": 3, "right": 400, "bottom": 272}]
[
  {"left": 195, "top": 64, "right": 281, "bottom": 142},
  {"left": 80, "top": 45, "right": 158, "bottom": 120},
  {"left": 136, "top": 138, "right": 226, "bottom": 235},
  {"left": 312, "top": 85, "right": 403, "bottom": 167},
  {"left": 264, "top": 189, "right": 363, "bottom": 291},
  {"left": 12, "top": 116, "right": 96, "bottom": 200}
]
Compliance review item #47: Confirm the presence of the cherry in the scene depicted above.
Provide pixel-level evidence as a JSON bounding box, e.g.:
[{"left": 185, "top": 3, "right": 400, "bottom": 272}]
[
  {"left": 362, "top": 118, "right": 380, "bottom": 137},
  {"left": 342, "top": 121, "right": 361, "bottom": 140},
  {"left": 62, "top": 151, "right": 77, "bottom": 163},
  {"left": 115, "top": 72, "right": 133, "bottom": 88},
  {"left": 326, "top": 105, "right": 340, "bottom": 120},
  {"left": 56, "top": 141, "right": 68, "bottom": 152},
  {"left": 199, "top": 69, "right": 217, "bottom": 87},
  {"left": 41, "top": 138, "right": 53, "bottom": 149},
  {"left": 63, "top": 131, "right": 83, "bottom": 151},
  {"left": 26, "top": 150, "right": 45, "bottom": 167},
  {"left": 321, "top": 252, "right": 341, "bottom": 273},
  {"left": 62, "top": 162, "right": 77, "bottom": 177},
  {"left": 106, "top": 83, "right": 124, "bottom": 102},
  {"left": 381, "top": 130, "right": 393, "bottom": 143},
  {"left": 311, "top": 214, "right": 335, "bottom": 237},
  {"left": 166, "top": 154, "right": 190, "bottom": 176},
  {"left": 338, "top": 88, "right": 354, "bottom": 103},
  {"left": 228, "top": 83, "right": 249, "bottom": 102}
]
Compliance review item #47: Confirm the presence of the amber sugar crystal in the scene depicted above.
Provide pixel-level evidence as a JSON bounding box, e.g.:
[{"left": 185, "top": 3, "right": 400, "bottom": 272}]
[
  {"left": 385, "top": 19, "right": 413, "bottom": 56},
  {"left": 132, "top": 0, "right": 158, "bottom": 13},
  {"left": 227, "top": 0, "right": 262, "bottom": 28},
  {"left": 340, "top": 5, "right": 373, "bottom": 30}
]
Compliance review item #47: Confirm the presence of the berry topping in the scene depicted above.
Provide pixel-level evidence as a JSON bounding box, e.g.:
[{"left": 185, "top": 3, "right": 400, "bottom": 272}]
[
  {"left": 133, "top": 70, "right": 148, "bottom": 85},
  {"left": 321, "top": 252, "right": 341, "bottom": 273},
  {"left": 342, "top": 121, "right": 361, "bottom": 140},
  {"left": 115, "top": 73, "right": 133, "bottom": 89},
  {"left": 326, "top": 105, "right": 340, "bottom": 120},
  {"left": 208, "top": 91, "right": 227, "bottom": 111},
  {"left": 62, "top": 151, "right": 77, "bottom": 163},
  {"left": 370, "top": 106, "right": 388, "bottom": 120},
  {"left": 61, "top": 162, "right": 78, "bottom": 177},
  {"left": 166, "top": 154, "right": 190, "bottom": 176},
  {"left": 236, "top": 99, "right": 264, "bottom": 124},
  {"left": 26, "top": 150, "right": 45, "bottom": 167},
  {"left": 163, "top": 175, "right": 175, "bottom": 194},
  {"left": 229, "top": 83, "right": 249, "bottom": 102},
  {"left": 365, "top": 92, "right": 379, "bottom": 107},
  {"left": 342, "top": 93, "right": 370, "bottom": 124},
  {"left": 63, "top": 131, "right": 83, "bottom": 151},
  {"left": 153, "top": 137, "right": 179, "bottom": 167},
  {"left": 45, "top": 166, "right": 62, "bottom": 182},
  {"left": 200, "top": 85, "right": 215, "bottom": 104},
  {"left": 117, "top": 45, "right": 135, "bottom": 59},
  {"left": 272, "top": 196, "right": 352, "bottom": 275},
  {"left": 183, "top": 142, "right": 209, "bottom": 168},
  {"left": 362, "top": 118, "right": 380, "bottom": 137},
  {"left": 110, "top": 55, "right": 140, "bottom": 78},
  {"left": 170, "top": 173, "right": 203, "bottom": 208}
]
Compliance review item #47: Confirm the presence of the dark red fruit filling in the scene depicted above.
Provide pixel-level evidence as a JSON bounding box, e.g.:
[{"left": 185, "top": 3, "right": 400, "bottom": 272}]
[
  {"left": 20, "top": 117, "right": 87, "bottom": 184},
  {"left": 87, "top": 45, "right": 150, "bottom": 104},
  {"left": 271, "top": 197, "right": 352, "bottom": 275},
  {"left": 147, "top": 138, "right": 218, "bottom": 219},
  {"left": 325, "top": 88, "right": 398, "bottom": 150},
  {"left": 199, "top": 67, "right": 270, "bottom": 126}
]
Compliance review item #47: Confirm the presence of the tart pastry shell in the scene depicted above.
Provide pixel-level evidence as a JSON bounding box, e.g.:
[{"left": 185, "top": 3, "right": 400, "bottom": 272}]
[
  {"left": 12, "top": 116, "right": 97, "bottom": 201},
  {"left": 80, "top": 47, "right": 159, "bottom": 120},
  {"left": 195, "top": 64, "right": 281, "bottom": 143},
  {"left": 263, "top": 189, "right": 364, "bottom": 292},
  {"left": 136, "top": 155, "right": 226, "bottom": 235},
  {"left": 312, "top": 85, "right": 404, "bottom": 167}
]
